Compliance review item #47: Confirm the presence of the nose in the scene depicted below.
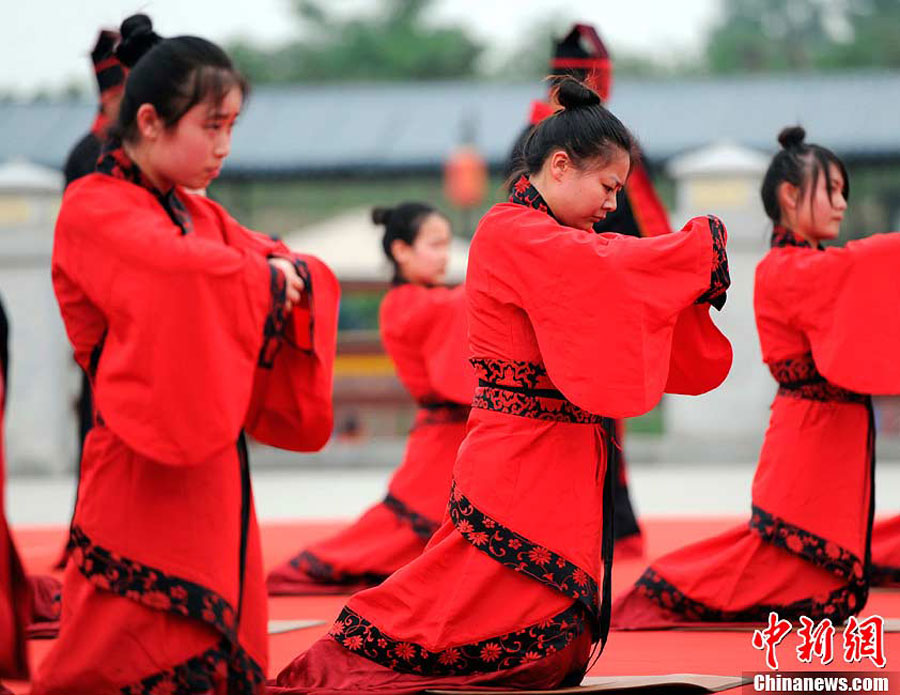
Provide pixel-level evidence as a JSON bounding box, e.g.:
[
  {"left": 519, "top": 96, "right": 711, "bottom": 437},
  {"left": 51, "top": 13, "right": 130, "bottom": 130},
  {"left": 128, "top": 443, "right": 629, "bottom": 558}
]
[
  {"left": 604, "top": 191, "right": 618, "bottom": 212},
  {"left": 833, "top": 193, "right": 847, "bottom": 212},
  {"left": 214, "top": 130, "right": 231, "bottom": 160}
]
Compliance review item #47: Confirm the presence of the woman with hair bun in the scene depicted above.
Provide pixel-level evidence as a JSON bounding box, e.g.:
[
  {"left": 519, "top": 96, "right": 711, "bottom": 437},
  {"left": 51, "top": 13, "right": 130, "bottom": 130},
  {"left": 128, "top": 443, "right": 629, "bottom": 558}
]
[
  {"left": 614, "top": 126, "right": 900, "bottom": 629},
  {"left": 267, "top": 202, "right": 475, "bottom": 595},
  {"left": 271, "top": 77, "right": 731, "bottom": 693},
  {"left": 33, "top": 14, "right": 339, "bottom": 694}
]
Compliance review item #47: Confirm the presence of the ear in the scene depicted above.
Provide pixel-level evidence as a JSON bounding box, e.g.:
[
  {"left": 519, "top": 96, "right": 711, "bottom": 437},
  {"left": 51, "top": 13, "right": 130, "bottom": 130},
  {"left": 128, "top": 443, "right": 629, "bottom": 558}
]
[
  {"left": 135, "top": 103, "right": 164, "bottom": 141},
  {"left": 390, "top": 238, "right": 412, "bottom": 265},
  {"left": 547, "top": 149, "right": 570, "bottom": 182},
  {"left": 776, "top": 181, "right": 799, "bottom": 216}
]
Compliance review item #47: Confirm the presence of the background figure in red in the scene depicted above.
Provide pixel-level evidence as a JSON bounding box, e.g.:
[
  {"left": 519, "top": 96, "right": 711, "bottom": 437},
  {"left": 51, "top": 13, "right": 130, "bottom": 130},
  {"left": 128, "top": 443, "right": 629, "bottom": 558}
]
[
  {"left": 268, "top": 203, "right": 475, "bottom": 594},
  {"left": 507, "top": 24, "right": 675, "bottom": 559},
  {"left": 271, "top": 78, "right": 731, "bottom": 694},
  {"left": 33, "top": 14, "right": 339, "bottom": 694},
  {"left": 0, "top": 296, "right": 30, "bottom": 692},
  {"left": 614, "top": 126, "right": 900, "bottom": 629},
  {"left": 871, "top": 515, "right": 900, "bottom": 586}
]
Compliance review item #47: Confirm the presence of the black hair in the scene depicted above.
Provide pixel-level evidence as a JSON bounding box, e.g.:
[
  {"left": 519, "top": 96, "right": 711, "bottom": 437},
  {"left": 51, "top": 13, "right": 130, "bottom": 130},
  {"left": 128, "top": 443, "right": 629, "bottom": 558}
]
[
  {"left": 508, "top": 76, "right": 635, "bottom": 185},
  {"left": 373, "top": 203, "right": 446, "bottom": 284},
  {"left": 113, "top": 14, "right": 249, "bottom": 143},
  {"left": 760, "top": 126, "right": 849, "bottom": 225}
]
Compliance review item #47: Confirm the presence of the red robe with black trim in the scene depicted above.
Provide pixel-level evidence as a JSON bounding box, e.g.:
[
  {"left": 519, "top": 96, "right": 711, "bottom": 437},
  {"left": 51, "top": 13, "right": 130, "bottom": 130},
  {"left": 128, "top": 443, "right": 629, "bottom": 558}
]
[
  {"left": 0, "top": 355, "right": 29, "bottom": 683},
  {"left": 271, "top": 178, "right": 731, "bottom": 694},
  {"left": 613, "top": 227, "right": 900, "bottom": 629},
  {"left": 33, "top": 150, "right": 339, "bottom": 694},
  {"left": 267, "top": 283, "right": 474, "bottom": 594}
]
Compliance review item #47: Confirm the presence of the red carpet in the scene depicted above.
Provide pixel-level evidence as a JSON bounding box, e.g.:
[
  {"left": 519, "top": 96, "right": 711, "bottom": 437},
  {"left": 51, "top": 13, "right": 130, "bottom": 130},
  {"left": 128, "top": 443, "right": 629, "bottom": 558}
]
[{"left": 6, "top": 517, "right": 900, "bottom": 692}]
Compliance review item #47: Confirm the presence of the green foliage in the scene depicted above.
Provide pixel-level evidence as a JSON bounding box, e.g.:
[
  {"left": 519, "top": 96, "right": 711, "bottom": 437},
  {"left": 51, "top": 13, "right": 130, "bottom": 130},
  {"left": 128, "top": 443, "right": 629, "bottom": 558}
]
[
  {"left": 705, "top": 0, "right": 900, "bottom": 73},
  {"left": 228, "top": 0, "right": 483, "bottom": 83}
]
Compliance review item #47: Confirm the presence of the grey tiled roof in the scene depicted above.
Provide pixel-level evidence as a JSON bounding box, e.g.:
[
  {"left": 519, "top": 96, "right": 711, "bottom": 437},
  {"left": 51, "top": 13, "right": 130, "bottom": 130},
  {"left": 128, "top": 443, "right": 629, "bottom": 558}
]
[{"left": 1, "top": 71, "right": 897, "bottom": 176}]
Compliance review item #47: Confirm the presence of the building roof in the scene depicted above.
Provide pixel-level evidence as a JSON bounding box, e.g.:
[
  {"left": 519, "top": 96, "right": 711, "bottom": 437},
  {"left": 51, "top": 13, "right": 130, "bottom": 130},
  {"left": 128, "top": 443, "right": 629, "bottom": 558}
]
[{"left": 1, "top": 71, "right": 897, "bottom": 177}]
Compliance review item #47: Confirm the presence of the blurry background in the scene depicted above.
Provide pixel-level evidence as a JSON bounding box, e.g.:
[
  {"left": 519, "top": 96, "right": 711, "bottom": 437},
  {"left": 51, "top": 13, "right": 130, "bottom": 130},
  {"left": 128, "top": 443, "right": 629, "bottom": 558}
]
[{"left": 1, "top": 0, "right": 899, "bottom": 492}]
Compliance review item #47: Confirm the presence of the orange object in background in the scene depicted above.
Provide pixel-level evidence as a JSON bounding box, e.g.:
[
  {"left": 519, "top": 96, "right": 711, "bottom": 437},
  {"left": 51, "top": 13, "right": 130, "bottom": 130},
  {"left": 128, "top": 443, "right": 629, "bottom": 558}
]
[{"left": 443, "top": 145, "right": 487, "bottom": 209}]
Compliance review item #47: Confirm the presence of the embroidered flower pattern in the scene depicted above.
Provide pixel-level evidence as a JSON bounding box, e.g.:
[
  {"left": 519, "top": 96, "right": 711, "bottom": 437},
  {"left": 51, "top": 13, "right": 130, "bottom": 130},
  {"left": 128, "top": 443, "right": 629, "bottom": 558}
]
[
  {"left": 383, "top": 493, "right": 440, "bottom": 540},
  {"left": 695, "top": 215, "right": 730, "bottom": 309},
  {"left": 328, "top": 602, "right": 584, "bottom": 676},
  {"left": 287, "top": 549, "right": 387, "bottom": 588},
  {"left": 769, "top": 353, "right": 867, "bottom": 404}
]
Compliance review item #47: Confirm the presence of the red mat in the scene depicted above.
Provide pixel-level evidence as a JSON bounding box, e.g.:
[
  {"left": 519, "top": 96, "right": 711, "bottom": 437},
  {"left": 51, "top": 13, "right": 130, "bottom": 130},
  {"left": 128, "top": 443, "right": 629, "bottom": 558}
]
[{"left": 6, "top": 516, "right": 900, "bottom": 693}]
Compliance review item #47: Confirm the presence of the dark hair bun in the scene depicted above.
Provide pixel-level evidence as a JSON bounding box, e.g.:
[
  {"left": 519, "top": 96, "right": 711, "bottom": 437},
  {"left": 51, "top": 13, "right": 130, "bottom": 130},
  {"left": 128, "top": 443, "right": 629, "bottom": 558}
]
[
  {"left": 556, "top": 76, "right": 601, "bottom": 110},
  {"left": 372, "top": 206, "right": 393, "bottom": 226},
  {"left": 778, "top": 126, "right": 806, "bottom": 150},
  {"left": 116, "top": 14, "right": 162, "bottom": 68}
]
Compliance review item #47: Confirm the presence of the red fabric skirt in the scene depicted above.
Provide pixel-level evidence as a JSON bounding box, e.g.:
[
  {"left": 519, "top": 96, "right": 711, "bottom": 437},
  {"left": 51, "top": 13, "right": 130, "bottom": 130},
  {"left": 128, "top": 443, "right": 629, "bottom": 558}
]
[
  {"left": 267, "top": 416, "right": 467, "bottom": 595},
  {"left": 872, "top": 515, "right": 900, "bottom": 587},
  {"left": 613, "top": 393, "right": 872, "bottom": 628},
  {"left": 32, "top": 564, "right": 228, "bottom": 695}
]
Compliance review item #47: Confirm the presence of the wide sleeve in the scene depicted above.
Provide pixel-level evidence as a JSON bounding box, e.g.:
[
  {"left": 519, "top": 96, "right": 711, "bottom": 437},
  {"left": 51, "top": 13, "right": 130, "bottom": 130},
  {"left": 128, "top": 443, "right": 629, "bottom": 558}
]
[
  {"left": 384, "top": 285, "right": 475, "bottom": 404},
  {"left": 479, "top": 210, "right": 731, "bottom": 417},
  {"left": 52, "top": 181, "right": 274, "bottom": 465},
  {"left": 207, "top": 205, "right": 341, "bottom": 452},
  {"left": 764, "top": 233, "right": 900, "bottom": 394}
]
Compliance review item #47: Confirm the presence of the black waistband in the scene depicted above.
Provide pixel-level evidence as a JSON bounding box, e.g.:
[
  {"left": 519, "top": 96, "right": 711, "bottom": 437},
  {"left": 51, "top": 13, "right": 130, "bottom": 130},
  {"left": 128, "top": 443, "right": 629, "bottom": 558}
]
[{"left": 769, "top": 354, "right": 867, "bottom": 404}]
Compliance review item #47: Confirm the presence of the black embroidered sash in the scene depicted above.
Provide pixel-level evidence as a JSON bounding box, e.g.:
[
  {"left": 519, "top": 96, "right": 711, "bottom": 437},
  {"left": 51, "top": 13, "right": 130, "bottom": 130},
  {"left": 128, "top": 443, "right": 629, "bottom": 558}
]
[
  {"left": 413, "top": 401, "right": 470, "bottom": 429},
  {"left": 769, "top": 353, "right": 867, "bottom": 404},
  {"left": 70, "top": 525, "right": 263, "bottom": 693},
  {"left": 96, "top": 142, "right": 193, "bottom": 236},
  {"left": 471, "top": 357, "right": 605, "bottom": 425},
  {"left": 329, "top": 600, "right": 585, "bottom": 676}
]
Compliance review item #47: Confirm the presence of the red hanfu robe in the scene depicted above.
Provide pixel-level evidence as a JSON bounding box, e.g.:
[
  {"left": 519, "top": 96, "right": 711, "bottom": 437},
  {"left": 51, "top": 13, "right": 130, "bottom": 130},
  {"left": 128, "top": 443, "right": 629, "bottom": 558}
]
[
  {"left": 872, "top": 515, "right": 900, "bottom": 587},
  {"left": 270, "top": 177, "right": 731, "bottom": 694},
  {"left": 267, "top": 283, "right": 475, "bottom": 595},
  {"left": 33, "top": 146, "right": 339, "bottom": 695},
  {"left": 0, "top": 302, "right": 29, "bottom": 683},
  {"left": 613, "top": 227, "right": 900, "bottom": 629}
]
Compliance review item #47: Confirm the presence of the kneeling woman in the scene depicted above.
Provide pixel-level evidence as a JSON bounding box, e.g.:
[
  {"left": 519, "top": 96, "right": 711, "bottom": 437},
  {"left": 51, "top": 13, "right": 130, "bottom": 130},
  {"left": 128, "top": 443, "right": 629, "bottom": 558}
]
[
  {"left": 614, "top": 126, "right": 900, "bottom": 629},
  {"left": 33, "top": 15, "right": 339, "bottom": 694},
  {"left": 271, "top": 77, "right": 732, "bottom": 694},
  {"left": 267, "top": 203, "right": 474, "bottom": 594}
]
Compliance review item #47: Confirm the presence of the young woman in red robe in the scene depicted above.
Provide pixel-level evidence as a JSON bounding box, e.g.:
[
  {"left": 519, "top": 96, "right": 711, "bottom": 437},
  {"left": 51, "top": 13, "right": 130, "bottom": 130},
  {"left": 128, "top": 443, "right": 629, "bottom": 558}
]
[
  {"left": 32, "top": 14, "right": 339, "bottom": 694},
  {"left": 267, "top": 203, "right": 475, "bottom": 595},
  {"left": 0, "top": 298, "right": 30, "bottom": 690},
  {"left": 270, "top": 77, "right": 731, "bottom": 694},
  {"left": 614, "top": 126, "right": 900, "bottom": 629}
]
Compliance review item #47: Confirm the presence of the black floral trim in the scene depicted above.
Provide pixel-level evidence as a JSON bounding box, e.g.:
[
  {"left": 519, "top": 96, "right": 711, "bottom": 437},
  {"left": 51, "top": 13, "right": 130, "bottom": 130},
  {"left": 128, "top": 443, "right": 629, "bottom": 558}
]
[
  {"left": 330, "top": 600, "right": 585, "bottom": 676},
  {"left": 509, "top": 176, "right": 559, "bottom": 222},
  {"left": 771, "top": 225, "right": 819, "bottom": 250},
  {"left": 120, "top": 638, "right": 265, "bottom": 695},
  {"left": 259, "top": 265, "right": 290, "bottom": 368},
  {"left": 696, "top": 215, "right": 730, "bottom": 310},
  {"left": 448, "top": 481, "right": 600, "bottom": 624},
  {"left": 871, "top": 564, "right": 900, "bottom": 587},
  {"left": 383, "top": 493, "right": 440, "bottom": 541},
  {"left": 96, "top": 142, "right": 193, "bottom": 236},
  {"left": 286, "top": 549, "right": 387, "bottom": 588},
  {"left": 471, "top": 357, "right": 605, "bottom": 424},
  {"left": 634, "top": 505, "right": 868, "bottom": 624},
  {"left": 70, "top": 526, "right": 264, "bottom": 694},
  {"left": 769, "top": 353, "right": 867, "bottom": 404}
]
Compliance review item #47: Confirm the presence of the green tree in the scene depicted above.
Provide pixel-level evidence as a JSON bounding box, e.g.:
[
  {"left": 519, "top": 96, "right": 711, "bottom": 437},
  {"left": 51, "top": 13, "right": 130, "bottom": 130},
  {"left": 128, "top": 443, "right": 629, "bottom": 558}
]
[
  {"left": 228, "top": 0, "right": 483, "bottom": 83},
  {"left": 705, "top": 0, "right": 900, "bottom": 73}
]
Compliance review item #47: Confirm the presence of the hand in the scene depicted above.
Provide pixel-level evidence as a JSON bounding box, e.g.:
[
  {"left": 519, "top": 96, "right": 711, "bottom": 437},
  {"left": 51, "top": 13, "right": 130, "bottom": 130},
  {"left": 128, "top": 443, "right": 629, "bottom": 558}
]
[{"left": 268, "top": 257, "right": 305, "bottom": 311}]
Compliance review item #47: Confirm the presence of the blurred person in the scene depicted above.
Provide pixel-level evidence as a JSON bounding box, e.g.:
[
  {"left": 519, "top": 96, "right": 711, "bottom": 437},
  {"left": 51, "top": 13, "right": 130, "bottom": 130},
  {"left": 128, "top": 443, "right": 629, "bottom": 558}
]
[
  {"left": 0, "top": 296, "right": 30, "bottom": 692},
  {"left": 614, "top": 126, "right": 900, "bottom": 629},
  {"left": 33, "top": 14, "right": 339, "bottom": 694},
  {"left": 270, "top": 78, "right": 731, "bottom": 694},
  {"left": 507, "top": 24, "right": 675, "bottom": 559},
  {"left": 268, "top": 203, "right": 475, "bottom": 595}
]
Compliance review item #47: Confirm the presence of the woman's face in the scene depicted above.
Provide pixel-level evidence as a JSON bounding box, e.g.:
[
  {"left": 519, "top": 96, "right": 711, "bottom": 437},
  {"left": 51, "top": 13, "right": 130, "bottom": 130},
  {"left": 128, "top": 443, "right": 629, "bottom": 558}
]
[
  {"left": 145, "top": 85, "right": 243, "bottom": 191},
  {"left": 392, "top": 214, "right": 452, "bottom": 286},
  {"left": 540, "top": 147, "right": 631, "bottom": 231},
  {"left": 791, "top": 161, "right": 847, "bottom": 242}
]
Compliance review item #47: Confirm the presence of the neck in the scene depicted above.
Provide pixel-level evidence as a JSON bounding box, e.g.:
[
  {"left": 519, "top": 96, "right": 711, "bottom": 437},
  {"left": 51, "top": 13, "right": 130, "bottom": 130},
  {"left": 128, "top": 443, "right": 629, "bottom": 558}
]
[
  {"left": 122, "top": 140, "right": 172, "bottom": 193},
  {"left": 528, "top": 171, "right": 555, "bottom": 209}
]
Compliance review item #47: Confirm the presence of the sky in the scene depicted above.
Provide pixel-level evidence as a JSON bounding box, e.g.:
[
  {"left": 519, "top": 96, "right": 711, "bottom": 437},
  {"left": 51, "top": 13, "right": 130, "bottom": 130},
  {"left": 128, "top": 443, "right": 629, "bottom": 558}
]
[{"left": 0, "top": 0, "right": 719, "bottom": 96}]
